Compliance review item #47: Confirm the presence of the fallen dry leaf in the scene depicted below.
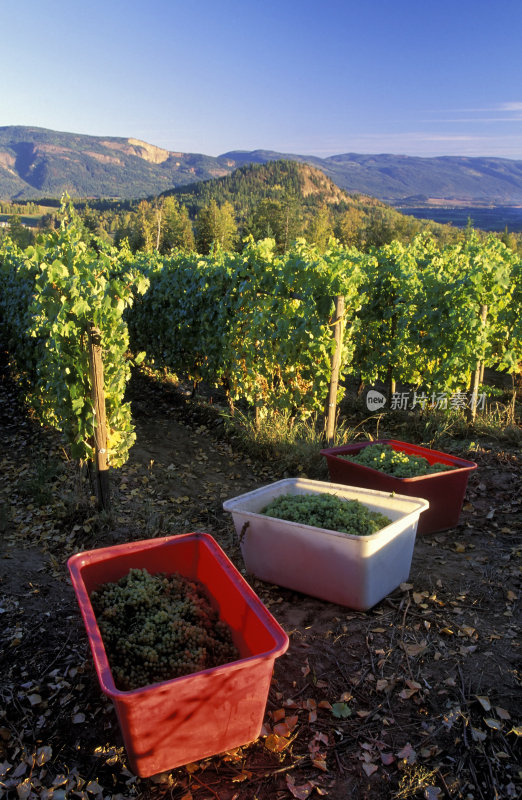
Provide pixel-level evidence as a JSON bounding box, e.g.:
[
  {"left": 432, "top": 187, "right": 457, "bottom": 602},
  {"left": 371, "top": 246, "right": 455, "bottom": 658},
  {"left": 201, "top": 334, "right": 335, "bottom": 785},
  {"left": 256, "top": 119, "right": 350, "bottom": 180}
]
[
  {"left": 396, "top": 743, "right": 417, "bottom": 764},
  {"left": 264, "top": 733, "right": 293, "bottom": 753},
  {"left": 318, "top": 700, "right": 332, "bottom": 709},
  {"left": 271, "top": 721, "right": 289, "bottom": 737},
  {"left": 35, "top": 746, "right": 52, "bottom": 766},
  {"left": 398, "top": 687, "right": 418, "bottom": 700},
  {"left": 401, "top": 640, "right": 428, "bottom": 656},
  {"left": 285, "top": 773, "right": 313, "bottom": 798},
  {"left": 475, "top": 695, "right": 491, "bottom": 712},
  {"left": 471, "top": 727, "right": 487, "bottom": 742},
  {"left": 16, "top": 778, "right": 32, "bottom": 800},
  {"left": 483, "top": 718, "right": 502, "bottom": 731},
  {"left": 231, "top": 770, "right": 253, "bottom": 783}
]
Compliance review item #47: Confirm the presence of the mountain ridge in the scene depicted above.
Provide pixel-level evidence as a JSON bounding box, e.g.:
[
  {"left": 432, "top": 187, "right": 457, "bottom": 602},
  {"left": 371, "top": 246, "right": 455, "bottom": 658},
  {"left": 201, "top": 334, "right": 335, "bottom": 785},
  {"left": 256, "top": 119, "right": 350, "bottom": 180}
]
[{"left": 1, "top": 125, "right": 522, "bottom": 205}]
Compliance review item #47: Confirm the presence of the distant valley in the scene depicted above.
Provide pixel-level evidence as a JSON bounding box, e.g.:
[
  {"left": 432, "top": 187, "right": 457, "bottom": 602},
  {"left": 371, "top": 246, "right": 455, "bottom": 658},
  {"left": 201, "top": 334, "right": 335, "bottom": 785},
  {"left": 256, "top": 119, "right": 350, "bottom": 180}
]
[
  {"left": 397, "top": 204, "right": 522, "bottom": 232},
  {"left": 2, "top": 126, "right": 522, "bottom": 230}
]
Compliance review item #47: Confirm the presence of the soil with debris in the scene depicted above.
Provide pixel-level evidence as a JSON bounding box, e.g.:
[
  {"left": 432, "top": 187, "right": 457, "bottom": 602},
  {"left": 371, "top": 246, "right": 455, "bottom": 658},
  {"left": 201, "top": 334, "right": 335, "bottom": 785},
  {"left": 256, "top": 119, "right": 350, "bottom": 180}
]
[{"left": 0, "top": 356, "right": 520, "bottom": 800}]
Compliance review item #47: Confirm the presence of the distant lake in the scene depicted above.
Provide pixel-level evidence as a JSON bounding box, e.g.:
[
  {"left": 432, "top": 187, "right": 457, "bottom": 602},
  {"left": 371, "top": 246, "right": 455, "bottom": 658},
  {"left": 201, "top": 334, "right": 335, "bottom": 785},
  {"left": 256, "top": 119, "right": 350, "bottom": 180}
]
[{"left": 398, "top": 205, "right": 522, "bottom": 232}]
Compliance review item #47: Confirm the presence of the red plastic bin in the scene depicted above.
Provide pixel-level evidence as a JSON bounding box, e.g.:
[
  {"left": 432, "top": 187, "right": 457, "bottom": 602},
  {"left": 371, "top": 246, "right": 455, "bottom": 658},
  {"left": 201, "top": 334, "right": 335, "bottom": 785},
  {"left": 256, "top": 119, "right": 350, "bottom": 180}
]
[
  {"left": 320, "top": 439, "right": 477, "bottom": 535},
  {"left": 67, "top": 533, "right": 289, "bottom": 777}
]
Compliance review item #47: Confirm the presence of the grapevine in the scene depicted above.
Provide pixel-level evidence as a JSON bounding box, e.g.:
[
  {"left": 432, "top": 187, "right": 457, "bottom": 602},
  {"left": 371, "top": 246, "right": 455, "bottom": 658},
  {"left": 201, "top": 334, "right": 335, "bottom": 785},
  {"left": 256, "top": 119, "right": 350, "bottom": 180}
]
[
  {"left": 90, "top": 568, "right": 240, "bottom": 691},
  {"left": 261, "top": 493, "right": 391, "bottom": 536},
  {"left": 0, "top": 198, "right": 149, "bottom": 467}
]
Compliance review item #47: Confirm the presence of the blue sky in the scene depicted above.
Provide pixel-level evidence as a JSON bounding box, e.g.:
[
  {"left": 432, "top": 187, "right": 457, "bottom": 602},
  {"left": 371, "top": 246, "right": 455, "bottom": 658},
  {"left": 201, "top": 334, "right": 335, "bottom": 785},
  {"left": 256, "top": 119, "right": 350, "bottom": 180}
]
[{"left": 1, "top": 0, "right": 522, "bottom": 159}]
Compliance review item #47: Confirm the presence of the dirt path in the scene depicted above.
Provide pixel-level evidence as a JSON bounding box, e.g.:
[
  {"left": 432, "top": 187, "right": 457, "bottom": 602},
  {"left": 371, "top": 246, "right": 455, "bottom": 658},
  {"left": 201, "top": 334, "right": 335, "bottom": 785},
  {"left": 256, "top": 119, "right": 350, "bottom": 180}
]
[{"left": 0, "top": 366, "right": 520, "bottom": 800}]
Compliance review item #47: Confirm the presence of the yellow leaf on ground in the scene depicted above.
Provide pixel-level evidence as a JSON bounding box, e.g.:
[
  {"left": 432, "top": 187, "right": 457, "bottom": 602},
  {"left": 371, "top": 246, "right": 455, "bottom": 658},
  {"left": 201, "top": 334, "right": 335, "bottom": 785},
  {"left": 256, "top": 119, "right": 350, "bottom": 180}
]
[{"left": 264, "top": 733, "right": 293, "bottom": 753}]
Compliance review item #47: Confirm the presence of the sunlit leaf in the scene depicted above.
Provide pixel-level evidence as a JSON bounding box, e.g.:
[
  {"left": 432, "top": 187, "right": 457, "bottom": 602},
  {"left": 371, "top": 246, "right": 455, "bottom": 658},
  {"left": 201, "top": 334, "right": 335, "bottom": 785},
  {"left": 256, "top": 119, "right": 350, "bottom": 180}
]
[
  {"left": 16, "top": 778, "right": 32, "bottom": 800},
  {"left": 35, "top": 746, "right": 52, "bottom": 766},
  {"left": 0, "top": 760, "right": 13, "bottom": 779},
  {"left": 231, "top": 770, "right": 253, "bottom": 783},
  {"left": 273, "top": 721, "right": 293, "bottom": 737},
  {"left": 264, "top": 733, "right": 292, "bottom": 753}
]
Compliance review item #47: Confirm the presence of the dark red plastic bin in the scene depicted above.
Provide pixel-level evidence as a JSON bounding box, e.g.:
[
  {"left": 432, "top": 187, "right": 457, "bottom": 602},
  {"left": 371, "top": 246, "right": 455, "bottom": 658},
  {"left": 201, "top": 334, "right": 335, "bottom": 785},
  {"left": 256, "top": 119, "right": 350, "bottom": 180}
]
[
  {"left": 67, "top": 533, "right": 289, "bottom": 777},
  {"left": 320, "top": 439, "right": 477, "bottom": 535}
]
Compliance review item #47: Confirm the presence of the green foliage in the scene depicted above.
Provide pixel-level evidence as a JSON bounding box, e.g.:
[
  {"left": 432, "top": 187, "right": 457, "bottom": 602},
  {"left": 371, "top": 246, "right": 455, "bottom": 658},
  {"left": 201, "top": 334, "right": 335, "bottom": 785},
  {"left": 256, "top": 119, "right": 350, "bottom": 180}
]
[
  {"left": 412, "top": 234, "right": 518, "bottom": 392},
  {"left": 0, "top": 198, "right": 149, "bottom": 466},
  {"left": 353, "top": 233, "right": 522, "bottom": 395},
  {"left": 195, "top": 198, "right": 237, "bottom": 253},
  {"left": 127, "top": 238, "right": 364, "bottom": 418},
  {"left": 355, "top": 238, "right": 426, "bottom": 389},
  {"left": 0, "top": 215, "right": 35, "bottom": 248},
  {"left": 2, "top": 201, "right": 520, "bottom": 465},
  {"left": 126, "top": 231, "right": 521, "bottom": 422}
]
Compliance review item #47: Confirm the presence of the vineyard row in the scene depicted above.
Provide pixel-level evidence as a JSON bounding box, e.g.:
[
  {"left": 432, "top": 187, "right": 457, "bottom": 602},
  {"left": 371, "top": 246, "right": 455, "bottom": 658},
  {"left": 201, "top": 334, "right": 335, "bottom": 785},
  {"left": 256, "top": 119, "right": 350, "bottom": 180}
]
[{"left": 0, "top": 202, "right": 521, "bottom": 474}]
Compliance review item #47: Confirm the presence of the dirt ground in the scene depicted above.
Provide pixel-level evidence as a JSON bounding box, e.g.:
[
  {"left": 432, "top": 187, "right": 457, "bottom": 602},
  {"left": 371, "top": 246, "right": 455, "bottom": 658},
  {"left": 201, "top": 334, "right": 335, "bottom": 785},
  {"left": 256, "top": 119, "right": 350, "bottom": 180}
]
[{"left": 0, "top": 360, "right": 520, "bottom": 800}]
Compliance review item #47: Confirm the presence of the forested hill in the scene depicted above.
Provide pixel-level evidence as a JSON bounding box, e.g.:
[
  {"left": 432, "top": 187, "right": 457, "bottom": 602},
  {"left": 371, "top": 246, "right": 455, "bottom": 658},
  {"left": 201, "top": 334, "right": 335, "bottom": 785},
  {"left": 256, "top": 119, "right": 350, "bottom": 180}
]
[
  {"left": 164, "top": 160, "right": 387, "bottom": 221},
  {"left": 96, "top": 161, "right": 446, "bottom": 255},
  {"left": 2, "top": 125, "right": 522, "bottom": 205}
]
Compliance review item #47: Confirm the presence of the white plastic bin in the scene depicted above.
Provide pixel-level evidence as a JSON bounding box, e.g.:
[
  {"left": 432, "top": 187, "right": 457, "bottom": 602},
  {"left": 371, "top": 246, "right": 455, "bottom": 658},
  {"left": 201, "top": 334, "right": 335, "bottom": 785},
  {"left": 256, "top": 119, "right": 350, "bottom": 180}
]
[{"left": 223, "top": 478, "right": 429, "bottom": 610}]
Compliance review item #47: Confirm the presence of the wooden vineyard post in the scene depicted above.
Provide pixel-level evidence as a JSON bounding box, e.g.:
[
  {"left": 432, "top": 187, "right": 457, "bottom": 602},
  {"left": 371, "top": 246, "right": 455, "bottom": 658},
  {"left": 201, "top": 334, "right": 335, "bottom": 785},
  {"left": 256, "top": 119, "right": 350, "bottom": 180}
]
[
  {"left": 325, "top": 295, "right": 345, "bottom": 446},
  {"left": 87, "top": 324, "right": 110, "bottom": 511},
  {"left": 468, "top": 304, "right": 488, "bottom": 423}
]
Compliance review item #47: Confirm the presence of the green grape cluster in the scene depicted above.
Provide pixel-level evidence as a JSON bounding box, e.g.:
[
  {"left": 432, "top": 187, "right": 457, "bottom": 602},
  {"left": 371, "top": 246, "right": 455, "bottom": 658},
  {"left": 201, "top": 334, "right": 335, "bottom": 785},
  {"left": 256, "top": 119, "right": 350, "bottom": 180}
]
[
  {"left": 261, "top": 493, "right": 391, "bottom": 536},
  {"left": 90, "top": 568, "right": 240, "bottom": 691},
  {"left": 339, "top": 444, "right": 455, "bottom": 478}
]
